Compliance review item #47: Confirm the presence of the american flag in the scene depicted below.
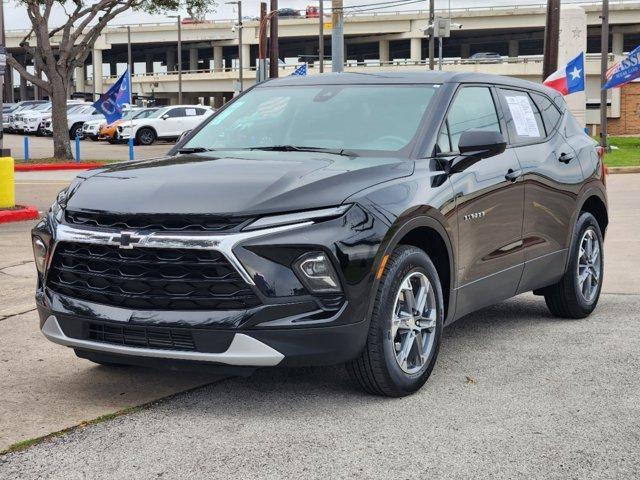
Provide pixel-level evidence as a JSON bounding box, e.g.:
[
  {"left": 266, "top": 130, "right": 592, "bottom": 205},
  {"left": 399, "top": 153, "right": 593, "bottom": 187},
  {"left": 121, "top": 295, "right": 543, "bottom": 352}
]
[{"left": 291, "top": 63, "right": 308, "bottom": 76}]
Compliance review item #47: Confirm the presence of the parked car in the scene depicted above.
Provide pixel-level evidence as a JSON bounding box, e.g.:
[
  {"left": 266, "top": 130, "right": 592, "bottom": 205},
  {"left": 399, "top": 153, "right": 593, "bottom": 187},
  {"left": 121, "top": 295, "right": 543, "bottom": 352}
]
[
  {"left": 277, "top": 7, "right": 301, "bottom": 17},
  {"left": 80, "top": 118, "right": 106, "bottom": 141},
  {"left": 25, "top": 101, "right": 87, "bottom": 136},
  {"left": 3, "top": 100, "right": 47, "bottom": 132},
  {"left": 33, "top": 72, "right": 607, "bottom": 396},
  {"left": 465, "top": 52, "right": 503, "bottom": 64},
  {"left": 117, "top": 105, "right": 213, "bottom": 145},
  {"left": 98, "top": 108, "right": 158, "bottom": 143},
  {"left": 66, "top": 105, "right": 106, "bottom": 139},
  {"left": 12, "top": 102, "right": 52, "bottom": 133}
]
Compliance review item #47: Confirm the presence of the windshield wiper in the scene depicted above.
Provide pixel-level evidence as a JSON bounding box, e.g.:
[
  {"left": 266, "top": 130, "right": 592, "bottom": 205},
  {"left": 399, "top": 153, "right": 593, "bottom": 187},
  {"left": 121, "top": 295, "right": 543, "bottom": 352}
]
[
  {"left": 178, "top": 147, "right": 216, "bottom": 154},
  {"left": 249, "top": 145, "right": 357, "bottom": 157}
]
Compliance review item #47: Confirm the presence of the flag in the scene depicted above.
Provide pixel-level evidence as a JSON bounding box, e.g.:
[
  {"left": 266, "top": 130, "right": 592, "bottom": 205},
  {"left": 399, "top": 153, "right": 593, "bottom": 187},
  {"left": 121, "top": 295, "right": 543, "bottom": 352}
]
[
  {"left": 93, "top": 68, "right": 131, "bottom": 124},
  {"left": 603, "top": 46, "right": 640, "bottom": 90},
  {"left": 291, "top": 63, "right": 308, "bottom": 76},
  {"left": 543, "top": 52, "right": 585, "bottom": 96}
]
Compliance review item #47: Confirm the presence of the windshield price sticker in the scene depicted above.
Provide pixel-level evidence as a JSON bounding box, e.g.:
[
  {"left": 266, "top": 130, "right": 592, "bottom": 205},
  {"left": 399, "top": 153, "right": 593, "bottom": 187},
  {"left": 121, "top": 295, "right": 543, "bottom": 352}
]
[
  {"left": 505, "top": 95, "right": 540, "bottom": 138},
  {"left": 185, "top": 108, "right": 197, "bottom": 116}
]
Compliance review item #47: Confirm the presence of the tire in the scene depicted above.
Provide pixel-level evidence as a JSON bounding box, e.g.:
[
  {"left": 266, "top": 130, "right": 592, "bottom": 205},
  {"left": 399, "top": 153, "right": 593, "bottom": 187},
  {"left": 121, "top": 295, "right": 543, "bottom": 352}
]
[
  {"left": 69, "top": 123, "right": 82, "bottom": 140},
  {"left": 346, "top": 245, "right": 444, "bottom": 397},
  {"left": 136, "top": 127, "right": 156, "bottom": 146},
  {"left": 543, "top": 212, "right": 604, "bottom": 319}
]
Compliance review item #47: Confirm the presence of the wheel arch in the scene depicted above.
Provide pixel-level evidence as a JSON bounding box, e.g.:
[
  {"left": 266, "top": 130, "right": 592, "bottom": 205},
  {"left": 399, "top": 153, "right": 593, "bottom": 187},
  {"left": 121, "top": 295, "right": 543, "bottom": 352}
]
[
  {"left": 370, "top": 214, "right": 456, "bottom": 323},
  {"left": 579, "top": 192, "right": 608, "bottom": 238}
]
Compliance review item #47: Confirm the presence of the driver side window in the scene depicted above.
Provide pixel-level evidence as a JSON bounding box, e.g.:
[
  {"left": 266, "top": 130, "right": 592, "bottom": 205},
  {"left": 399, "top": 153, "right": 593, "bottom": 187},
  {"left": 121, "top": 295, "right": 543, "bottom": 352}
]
[{"left": 438, "top": 86, "right": 501, "bottom": 153}]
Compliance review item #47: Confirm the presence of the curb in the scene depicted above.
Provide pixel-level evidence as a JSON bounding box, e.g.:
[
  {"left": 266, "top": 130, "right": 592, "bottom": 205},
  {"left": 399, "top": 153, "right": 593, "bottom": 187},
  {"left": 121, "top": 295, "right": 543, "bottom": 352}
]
[
  {"left": 608, "top": 166, "right": 640, "bottom": 174},
  {"left": 0, "top": 205, "right": 40, "bottom": 224},
  {"left": 14, "top": 162, "right": 105, "bottom": 172}
]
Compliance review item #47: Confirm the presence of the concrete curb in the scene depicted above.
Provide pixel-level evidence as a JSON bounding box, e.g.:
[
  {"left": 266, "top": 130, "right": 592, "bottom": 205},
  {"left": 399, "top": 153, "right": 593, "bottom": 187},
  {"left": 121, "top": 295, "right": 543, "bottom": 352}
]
[
  {"left": 14, "top": 163, "right": 105, "bottom": 172},
  {"left": 0, "top": 205, "right": 40, "bottom": 224},
  {"left": 608, "top": 166, "right": 640, "bottom": 174}
]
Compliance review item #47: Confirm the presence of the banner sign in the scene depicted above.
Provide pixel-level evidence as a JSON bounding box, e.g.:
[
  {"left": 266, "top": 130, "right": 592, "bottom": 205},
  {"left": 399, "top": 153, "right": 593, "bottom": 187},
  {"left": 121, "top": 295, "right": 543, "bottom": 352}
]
[{"left": 603, "top": 46, "right": 640, "bottom": 90}]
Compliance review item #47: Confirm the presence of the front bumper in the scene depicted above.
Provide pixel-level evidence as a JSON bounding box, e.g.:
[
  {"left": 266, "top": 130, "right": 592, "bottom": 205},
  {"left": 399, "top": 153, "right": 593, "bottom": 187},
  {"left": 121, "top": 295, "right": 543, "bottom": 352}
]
[{"left": 33, "top": 205, "right": 387, "bottom": 369}]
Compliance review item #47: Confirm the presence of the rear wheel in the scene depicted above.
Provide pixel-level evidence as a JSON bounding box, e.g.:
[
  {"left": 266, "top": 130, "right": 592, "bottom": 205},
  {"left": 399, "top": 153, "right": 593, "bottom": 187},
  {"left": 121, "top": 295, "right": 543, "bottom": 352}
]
[
  {"left": 347, "top": 245, "right": 444, "bottom": 397},
  {"left": 136, "top": 128, "right": 156, "bottom": 146},
  {"left": 69, "top": 123, "right": 82, "bottom": 139},
  {"left": 543, "top": 212, "right": 604, "bottom": 319}
]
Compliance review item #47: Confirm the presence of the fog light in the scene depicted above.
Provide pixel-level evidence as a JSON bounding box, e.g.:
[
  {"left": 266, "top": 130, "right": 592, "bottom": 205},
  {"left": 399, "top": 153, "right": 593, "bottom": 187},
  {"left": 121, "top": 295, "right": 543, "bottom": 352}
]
[
  {"left": 32, "top": 237, "right": 48, "bottom": 274},
  {"left": 293, "top": 252, "right": 341, "bottom": 293}
]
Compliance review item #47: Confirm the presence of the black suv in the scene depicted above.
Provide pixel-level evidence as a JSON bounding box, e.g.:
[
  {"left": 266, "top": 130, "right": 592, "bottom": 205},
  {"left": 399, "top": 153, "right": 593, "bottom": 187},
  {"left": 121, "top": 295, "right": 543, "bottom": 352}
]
[{"left": 32, "top": 72, "right": 608, "bottom": 396}]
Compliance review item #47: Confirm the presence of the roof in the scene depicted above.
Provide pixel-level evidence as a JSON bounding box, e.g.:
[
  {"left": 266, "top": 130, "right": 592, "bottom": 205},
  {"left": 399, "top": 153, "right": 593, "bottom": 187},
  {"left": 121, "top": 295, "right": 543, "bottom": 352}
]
[{"left": 261, "top": 71, "right": 561, "bottom": 99}]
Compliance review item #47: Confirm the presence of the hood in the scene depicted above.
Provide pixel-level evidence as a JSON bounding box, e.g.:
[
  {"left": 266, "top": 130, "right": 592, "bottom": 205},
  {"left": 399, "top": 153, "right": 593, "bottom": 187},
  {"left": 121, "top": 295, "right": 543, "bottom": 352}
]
[{"left": 67, "top": 151, "right": 414, "bottom": 216}]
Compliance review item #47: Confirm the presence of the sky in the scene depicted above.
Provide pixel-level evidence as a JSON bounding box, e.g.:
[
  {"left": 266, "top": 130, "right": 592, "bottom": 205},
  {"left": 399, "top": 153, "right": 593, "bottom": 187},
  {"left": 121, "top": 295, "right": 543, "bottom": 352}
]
[{"left": 6, "top": 0, "right": 549, "bottom": 31}]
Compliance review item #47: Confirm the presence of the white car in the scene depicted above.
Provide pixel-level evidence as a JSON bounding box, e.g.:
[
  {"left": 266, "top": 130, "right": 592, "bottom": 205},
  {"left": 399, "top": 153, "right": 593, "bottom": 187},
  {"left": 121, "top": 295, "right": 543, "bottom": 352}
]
[
  {"left": 81, "top": 108, "right": 139, "bottom": 140},
  {"left": 24, "top": 101, "right": 87, "bottom": 136},
  {"left": 117, "top": 105, "right": 214, "bottom": 145},
  {"left": 13, "top": 103, "right": 51, "bottom": 133},
  {"left": 66, "top": 105, "right": 106, "bottom": 139}
]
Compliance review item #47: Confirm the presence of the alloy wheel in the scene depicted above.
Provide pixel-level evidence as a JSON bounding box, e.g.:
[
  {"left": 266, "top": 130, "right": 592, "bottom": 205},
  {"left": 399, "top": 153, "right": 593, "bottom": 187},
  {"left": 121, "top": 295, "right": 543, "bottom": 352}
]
[
  {"left": 391, "top": 271, "right": 438, "bottom": 374},
  {"left": 576, "top": 228, "right": 601, "bottom": 303}
]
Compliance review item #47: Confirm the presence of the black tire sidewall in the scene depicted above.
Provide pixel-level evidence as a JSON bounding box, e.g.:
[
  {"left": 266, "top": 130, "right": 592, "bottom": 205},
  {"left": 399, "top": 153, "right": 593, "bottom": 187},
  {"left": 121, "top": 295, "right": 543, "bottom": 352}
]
[
  {"left": 568, "top": 212, "right": 604, "bottom": 311},
  {"left": 375, "top": 248, "right": 444, "bottom": 394},
  {"left": 137, "top": 128, "right": 155, "bottom": 146}
]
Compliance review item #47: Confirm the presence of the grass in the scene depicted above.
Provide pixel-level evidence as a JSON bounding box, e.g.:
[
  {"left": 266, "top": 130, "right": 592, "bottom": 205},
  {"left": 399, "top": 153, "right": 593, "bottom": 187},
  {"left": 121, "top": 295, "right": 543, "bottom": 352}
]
[
  {"left": 0, "top": 406, "right": 143, "bottom": 456},
  {"left": 604, "top": 136, "right": 640, "bottom": 167}
]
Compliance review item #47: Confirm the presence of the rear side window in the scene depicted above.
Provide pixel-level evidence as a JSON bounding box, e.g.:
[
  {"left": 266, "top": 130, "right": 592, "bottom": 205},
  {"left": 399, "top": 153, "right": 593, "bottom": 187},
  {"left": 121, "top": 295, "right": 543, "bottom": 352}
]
[
  {"left": 531, "top": 92, "right": 562, "bottom": 133},
  {"left": 442, "top": 86, "right": 501, "bottom": 153},
  {"left": 166, "top": 108, "right": 186, "bottom": 118},
  {"left": 499, "top": 89, "right": 545, "bottom": 143}
]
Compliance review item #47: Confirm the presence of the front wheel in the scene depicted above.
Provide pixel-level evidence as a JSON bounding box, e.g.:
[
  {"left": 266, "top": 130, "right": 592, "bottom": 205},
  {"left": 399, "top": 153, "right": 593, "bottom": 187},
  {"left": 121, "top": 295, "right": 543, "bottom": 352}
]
[
  {"left": 543, "top": 212, "right": 604, "bottom": 319},
  {"left": 347, "top": 246, "right": 444, "bottom": 397},
  {"left": 136, "top": 128, "right": 156, "bottom": 146},
  {"left": 69, "top": 123, "right": 82, "bottom": 140}
]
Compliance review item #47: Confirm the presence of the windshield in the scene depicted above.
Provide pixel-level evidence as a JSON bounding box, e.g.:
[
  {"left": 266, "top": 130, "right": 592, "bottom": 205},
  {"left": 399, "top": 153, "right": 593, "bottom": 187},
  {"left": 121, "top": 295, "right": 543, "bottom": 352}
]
[
  {"left": 67, "top": 104, "right": 85, "bottom": 113},
  {"left": 133, "top": 108, "right": 160, "bottom": 119},
  {"left": 31, "top": 103, "right": 51, "bottom": 112},
  {"left": 184, "top": 84, "right": 439, "bottom": 154}
]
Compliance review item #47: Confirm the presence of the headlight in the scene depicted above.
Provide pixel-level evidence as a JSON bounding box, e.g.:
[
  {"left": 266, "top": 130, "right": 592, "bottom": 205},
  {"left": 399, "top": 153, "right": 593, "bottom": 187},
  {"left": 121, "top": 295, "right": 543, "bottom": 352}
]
[
  {"left": 32, "top": 237, "right": 48, "bottom": 274},
  {"left": 243, "top": 205, "right": 351, "bottom": 231},
  {"left": 293, "top": 252, "right": 341, "bottom": 293}
]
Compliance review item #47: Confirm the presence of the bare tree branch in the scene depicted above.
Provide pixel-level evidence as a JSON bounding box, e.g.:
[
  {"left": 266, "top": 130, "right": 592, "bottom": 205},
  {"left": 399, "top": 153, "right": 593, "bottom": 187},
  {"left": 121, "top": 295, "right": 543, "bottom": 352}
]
[{"left": 7, "top": 55, "right": 51, "bottom": 92}]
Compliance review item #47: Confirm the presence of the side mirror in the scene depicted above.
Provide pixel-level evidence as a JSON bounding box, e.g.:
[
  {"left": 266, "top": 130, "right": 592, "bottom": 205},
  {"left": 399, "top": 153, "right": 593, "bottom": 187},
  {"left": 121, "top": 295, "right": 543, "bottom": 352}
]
[
  {"left": 449, "top": 130, "right": 507, "bottom": 173},
  {"left": 161, "top": 114, "right": 169, "bottom": 120}
]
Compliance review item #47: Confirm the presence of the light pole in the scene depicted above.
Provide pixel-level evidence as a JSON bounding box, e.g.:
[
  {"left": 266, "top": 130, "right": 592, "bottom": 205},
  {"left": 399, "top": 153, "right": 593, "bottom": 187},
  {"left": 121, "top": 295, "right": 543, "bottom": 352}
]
[
  {"left": 226, "top": 1, "right": 244, "bottom": 93},
  {"left": 331, "top": 0, "right": 344, "bottom": 72},
  {"left": 600, "top": 0, "right": 610, "bottom": 149},
  {"left": 319, "top": 0, "right": 324, "bottom": 72},
  {"left": 168, "top": 15, "right": 182, "bottom": 104}
]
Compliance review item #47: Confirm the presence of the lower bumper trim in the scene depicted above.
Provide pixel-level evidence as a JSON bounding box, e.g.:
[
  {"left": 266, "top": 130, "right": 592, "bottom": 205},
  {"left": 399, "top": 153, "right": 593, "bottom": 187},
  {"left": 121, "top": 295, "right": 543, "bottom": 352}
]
[{"left": 42, "top": 315, "right": 284, "bottom": 367}]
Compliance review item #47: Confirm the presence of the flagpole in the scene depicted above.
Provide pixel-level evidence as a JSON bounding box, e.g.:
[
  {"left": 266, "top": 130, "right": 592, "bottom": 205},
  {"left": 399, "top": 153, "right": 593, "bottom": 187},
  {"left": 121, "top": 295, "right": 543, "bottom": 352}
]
[{"left": 127, "top": 25, "right": 135, "bottom": 160}]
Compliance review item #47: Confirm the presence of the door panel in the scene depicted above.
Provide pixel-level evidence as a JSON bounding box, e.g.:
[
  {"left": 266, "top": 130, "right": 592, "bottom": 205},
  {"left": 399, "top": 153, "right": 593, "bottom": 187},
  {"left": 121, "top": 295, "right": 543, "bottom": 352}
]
[{"left": 439, "top": 85, "right": 525, "bottom": 318}]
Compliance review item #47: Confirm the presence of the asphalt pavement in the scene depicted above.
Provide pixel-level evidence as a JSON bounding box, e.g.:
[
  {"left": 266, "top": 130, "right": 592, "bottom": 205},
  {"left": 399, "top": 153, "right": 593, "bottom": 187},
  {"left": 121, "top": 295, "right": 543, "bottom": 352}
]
[{"left": 0, "top": 171, "right": 638, "bottom": 478}]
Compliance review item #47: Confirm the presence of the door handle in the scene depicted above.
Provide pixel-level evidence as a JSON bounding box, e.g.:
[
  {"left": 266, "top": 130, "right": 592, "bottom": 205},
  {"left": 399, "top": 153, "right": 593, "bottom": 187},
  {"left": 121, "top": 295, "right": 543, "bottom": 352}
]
[
  {"left": 505, "top": 169, "right": 522, "bottom": 182},
  {"left": 558, "top": 152, "right": 575, "bottom": 164}
]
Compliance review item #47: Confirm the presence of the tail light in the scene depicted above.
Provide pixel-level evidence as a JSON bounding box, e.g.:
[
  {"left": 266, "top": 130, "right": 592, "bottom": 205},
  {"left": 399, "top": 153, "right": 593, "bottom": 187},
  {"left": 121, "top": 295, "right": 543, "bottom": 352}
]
[{"left": 597, "top": 146, "right": 607, "bottom": 185}]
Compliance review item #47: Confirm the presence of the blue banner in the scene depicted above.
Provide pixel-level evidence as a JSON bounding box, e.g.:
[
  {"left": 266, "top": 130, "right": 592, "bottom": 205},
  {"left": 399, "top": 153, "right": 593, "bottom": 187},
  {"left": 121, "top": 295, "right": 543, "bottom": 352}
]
[
  {"left": 603, "top": 46, "right": 640, "bottom": 90},
  {"left": 93, "top": 68, "right": 131, "bottom": 124}
]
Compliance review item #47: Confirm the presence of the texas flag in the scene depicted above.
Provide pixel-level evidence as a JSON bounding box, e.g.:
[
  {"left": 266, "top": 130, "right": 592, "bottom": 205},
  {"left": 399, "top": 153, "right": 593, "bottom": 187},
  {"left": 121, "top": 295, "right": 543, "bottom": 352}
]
[{"left": 543, "top": 52, "right": 585, "bottom": 96}]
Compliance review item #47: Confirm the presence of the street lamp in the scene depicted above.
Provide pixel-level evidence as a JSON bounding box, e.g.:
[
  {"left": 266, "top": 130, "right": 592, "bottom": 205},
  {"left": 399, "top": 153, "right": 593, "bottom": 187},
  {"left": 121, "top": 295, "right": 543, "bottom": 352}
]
[
  {"left": 225, "top": 1, "right": 244, "bottom": 93},
  {"left": 168, "top": 15, "right": 182, "bottom": 104}
]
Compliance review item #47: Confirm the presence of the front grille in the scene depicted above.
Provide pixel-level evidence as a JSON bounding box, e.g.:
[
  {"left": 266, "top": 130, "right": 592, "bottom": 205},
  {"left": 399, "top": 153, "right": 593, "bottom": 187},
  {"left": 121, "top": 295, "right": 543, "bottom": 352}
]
[
  {"left": 65, "top": 210, "right": 250, "bottom": 232},
  {"left": 46, "top": 242, "right": 261, "bottom": 311},
  {"left": 88, "top": 322, "right": 196, "bottom": 351}
]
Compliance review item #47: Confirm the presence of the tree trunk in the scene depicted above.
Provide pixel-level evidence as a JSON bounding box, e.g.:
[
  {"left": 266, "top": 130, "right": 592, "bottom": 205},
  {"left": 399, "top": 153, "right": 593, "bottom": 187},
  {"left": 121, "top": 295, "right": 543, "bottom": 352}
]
[{"left": 50, "top": 77, "right": 73, "bottom": 160}]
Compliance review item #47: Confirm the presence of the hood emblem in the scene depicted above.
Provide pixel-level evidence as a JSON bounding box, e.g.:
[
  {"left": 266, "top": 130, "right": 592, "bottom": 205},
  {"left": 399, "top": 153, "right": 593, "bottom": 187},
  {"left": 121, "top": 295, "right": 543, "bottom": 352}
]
[{"left": 110, "top": 231, "right": 143, "bottom": 249}]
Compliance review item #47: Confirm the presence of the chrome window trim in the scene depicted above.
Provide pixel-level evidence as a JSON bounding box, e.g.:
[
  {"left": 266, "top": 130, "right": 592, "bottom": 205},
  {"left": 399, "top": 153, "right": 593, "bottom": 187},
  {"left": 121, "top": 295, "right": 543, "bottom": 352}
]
[{"left": 51, "top": 221, "right": 313, "bottom": 286}]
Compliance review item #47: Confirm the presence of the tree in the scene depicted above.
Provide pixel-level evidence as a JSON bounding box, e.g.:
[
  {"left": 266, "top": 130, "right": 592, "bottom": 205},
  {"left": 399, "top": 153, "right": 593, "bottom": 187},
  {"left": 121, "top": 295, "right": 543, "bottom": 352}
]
[{"left": 8, "top": 0, "right": 213, "bottom": 160}]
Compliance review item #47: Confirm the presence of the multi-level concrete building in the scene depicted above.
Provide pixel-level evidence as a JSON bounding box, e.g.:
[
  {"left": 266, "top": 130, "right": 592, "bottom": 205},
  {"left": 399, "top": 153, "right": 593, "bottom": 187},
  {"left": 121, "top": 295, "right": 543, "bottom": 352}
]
[{"left": 5, "top": 1, "right": 640, "bottom": 133}]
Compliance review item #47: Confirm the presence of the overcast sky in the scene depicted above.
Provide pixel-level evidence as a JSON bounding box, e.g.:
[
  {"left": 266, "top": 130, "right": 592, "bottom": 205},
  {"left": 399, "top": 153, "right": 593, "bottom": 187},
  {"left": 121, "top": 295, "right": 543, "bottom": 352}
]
[{"left": 6, "top": 0, "right": 546, "bottom": 31}]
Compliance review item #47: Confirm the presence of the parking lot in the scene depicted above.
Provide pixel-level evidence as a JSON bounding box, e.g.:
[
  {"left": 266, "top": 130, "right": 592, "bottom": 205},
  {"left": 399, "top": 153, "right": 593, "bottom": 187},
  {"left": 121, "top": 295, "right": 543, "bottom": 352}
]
[
  {"left": 3, "top": 133, "right": 173, "bottom": 162},
  {"left": 0, "top": 171, "right": 638, "bottom": 478}
]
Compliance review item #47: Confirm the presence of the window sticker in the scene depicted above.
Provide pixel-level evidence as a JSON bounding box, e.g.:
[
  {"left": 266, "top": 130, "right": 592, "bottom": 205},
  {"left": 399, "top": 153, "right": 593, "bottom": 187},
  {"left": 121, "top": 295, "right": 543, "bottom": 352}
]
[
  {"left": 505, "top": 95, "right": 540, "bottom": 138},
  {"left": 185, "top": 108, "right": 197, "bottom": 116}
]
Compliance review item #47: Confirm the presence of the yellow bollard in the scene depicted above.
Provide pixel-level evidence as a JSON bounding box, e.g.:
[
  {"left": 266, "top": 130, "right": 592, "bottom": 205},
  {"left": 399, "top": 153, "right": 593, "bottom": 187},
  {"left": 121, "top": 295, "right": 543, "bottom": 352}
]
[{"left": 0, "top": 156, "right": 15, "bottom": 209}]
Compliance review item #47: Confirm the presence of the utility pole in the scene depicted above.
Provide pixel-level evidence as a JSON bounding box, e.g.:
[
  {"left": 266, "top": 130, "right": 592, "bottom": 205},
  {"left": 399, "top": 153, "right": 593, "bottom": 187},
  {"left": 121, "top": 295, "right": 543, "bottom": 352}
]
[
  {"left": 428, "top": 0, "right": 435, "bottom": 70},
  {"left": 600, "top": 0, "right": 610, "bottom": 148},
  {"left": 269, "top": 0, "right": 279, "bottom": 78},
  {"left": 542, "top": 0, "right": 560, "bottom": 80},
  {"left": 0, "top": 0, "right": 6, "bottom": 154},
  {"left": 319, "top": 0, "right": 324, "bottom": 73},
  {"left": 169, "top": 15, "right": 183, "bottom": 103},
  {"left": 225, "top": 1, "right": 244, "bottom": 92},
  {"left": 331, "top": 0, "right": 344, "bottom": 72},
  {"left": 258, "top": 2, "right": 268, "bottom": 82},
  {"left": 127, "top": 26, "right": 133, "bottom": 104}
]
